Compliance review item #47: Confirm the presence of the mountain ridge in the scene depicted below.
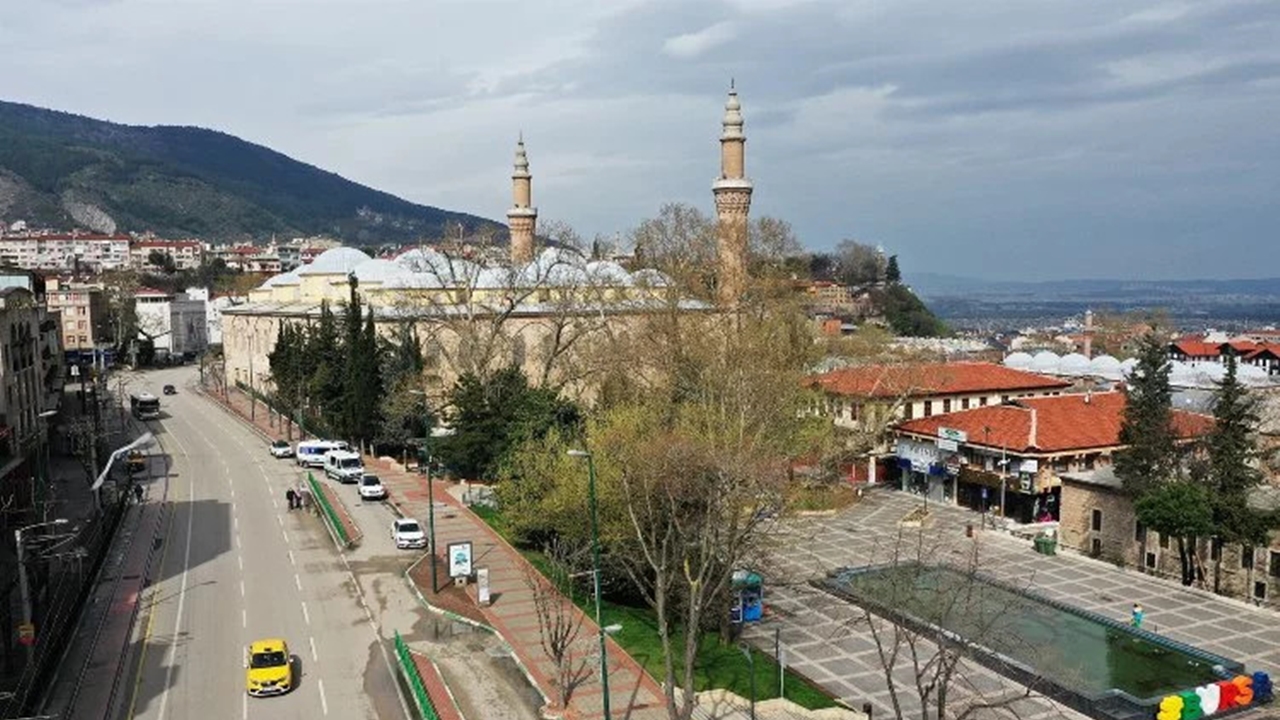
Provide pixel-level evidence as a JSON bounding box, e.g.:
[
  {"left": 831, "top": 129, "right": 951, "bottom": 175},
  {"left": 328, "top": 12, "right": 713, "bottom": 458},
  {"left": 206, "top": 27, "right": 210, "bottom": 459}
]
[{"left": 0, "top": 100, "right": 501, "bottom": 244}]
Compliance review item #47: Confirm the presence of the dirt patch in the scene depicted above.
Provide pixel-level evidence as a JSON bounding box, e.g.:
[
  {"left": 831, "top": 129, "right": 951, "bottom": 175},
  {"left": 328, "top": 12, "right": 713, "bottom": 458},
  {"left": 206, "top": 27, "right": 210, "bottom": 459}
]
[{"left": 408, "top": 554, "right": 488, "bottom": 626}]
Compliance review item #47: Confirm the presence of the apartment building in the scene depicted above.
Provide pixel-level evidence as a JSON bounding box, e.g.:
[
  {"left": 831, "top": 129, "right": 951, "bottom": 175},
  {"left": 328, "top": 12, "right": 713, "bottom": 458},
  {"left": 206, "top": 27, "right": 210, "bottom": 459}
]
[
  {"left": 0, "top": 233, "right": 131, "bottom": 272},
  {"left": 45, "top": 278, "right": 109, "bottom": 356},
  {"left": 134, "top": 287, "right": 208, "bottom": 358},
  {"left": 130, "top": 239, "right": 205, "bottom": 271}
]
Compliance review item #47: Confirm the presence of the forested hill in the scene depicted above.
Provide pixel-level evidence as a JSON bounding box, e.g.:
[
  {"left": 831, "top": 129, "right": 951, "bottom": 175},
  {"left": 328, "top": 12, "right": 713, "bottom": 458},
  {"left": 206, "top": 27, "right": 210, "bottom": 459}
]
[{"left": 0, "top": 100, "right": 501, "bottom": 243}]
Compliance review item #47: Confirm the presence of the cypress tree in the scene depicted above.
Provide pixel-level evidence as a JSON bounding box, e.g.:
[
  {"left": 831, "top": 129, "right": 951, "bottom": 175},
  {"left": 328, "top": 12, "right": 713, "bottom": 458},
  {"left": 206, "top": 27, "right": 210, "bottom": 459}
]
[
  {"left": 885, "top": 255, "right": 901, "bottom": 284},
  {"left": 1114, "top": 331, "right": 1177, "bottom": 496}
]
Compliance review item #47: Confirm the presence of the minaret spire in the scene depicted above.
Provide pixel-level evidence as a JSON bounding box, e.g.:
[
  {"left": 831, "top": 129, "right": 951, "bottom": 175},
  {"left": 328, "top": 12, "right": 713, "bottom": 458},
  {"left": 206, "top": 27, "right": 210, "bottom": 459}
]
[
  {"left": 713, "top": 81, "right": 753, "bottom": 306},
  {"left": 508, "top": 134, "right": 537, "bottom": 264}
]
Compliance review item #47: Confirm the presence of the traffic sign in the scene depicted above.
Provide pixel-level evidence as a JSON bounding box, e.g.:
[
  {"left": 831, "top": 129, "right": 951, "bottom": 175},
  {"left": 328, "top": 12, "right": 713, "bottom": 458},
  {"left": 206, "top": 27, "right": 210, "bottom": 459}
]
[{"left": 17, "top": 622, "right": 34, "bottom": 646}]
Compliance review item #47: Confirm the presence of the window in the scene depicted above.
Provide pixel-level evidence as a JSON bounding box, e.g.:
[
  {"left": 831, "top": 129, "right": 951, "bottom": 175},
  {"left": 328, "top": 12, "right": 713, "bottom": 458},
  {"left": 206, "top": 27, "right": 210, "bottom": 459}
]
[
  {"left": 1255, "top": 581, "right": 1267, "bottom": 600},
  {"left": 961, "top": 398, "right": 971, "bottom": 410},
  {"left": 1145, "top": 552, "right": 1156, "bottom": 569},
  {"left": 903, "top": 403, "right": 914, "bottom": 420},
  {"left": 923, "top": 400, "right": 933, "bottom": 417},
  {"left": 1270, "top": 551, "right": 1280, "bottom": 579},
  {"left": 1159, "top": 534, "right": 1169, "bottom": 549},
  {"left": 1085, "top": 456, "right": 1096, "bottom": 471},
  {"left": 1091, "top": 509, "right": 1102, "bottom": 532},
  {"left": 1135, "top": 522, "right": 1146, "bottom": 543},
  {"left": 1091, "top": 538, "right": 1102, "bottom": 557},
  {"left": 1243, "top": 546, "right": 1254, "bottom": 569},
  {"left": 942, "top": 399, "right": 951, "bottom": 413},
  {"left": 979, "top": 397, "right": 988, "bottom": 407}
]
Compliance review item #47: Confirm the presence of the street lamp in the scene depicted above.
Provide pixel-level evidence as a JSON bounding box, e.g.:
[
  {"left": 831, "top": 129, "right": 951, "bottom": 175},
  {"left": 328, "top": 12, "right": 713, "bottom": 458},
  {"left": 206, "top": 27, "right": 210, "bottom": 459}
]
[
  {"left": 16, "top": 518, "right": 69, "bottom": 665},
  {"left": 568, "top": 448, "right": 610, "bottom": 720},
  {"left": 91, "top": 432, "right": 155, "bottom": 510},
  {"left": 739, "top": 641, "right": 757, "bottom": 720},
  {"left": 35, "top": 409, "right": 57, "bottom": 521},
  {"left": 408, "top": 390, "right": 438, "bottom": 592}
]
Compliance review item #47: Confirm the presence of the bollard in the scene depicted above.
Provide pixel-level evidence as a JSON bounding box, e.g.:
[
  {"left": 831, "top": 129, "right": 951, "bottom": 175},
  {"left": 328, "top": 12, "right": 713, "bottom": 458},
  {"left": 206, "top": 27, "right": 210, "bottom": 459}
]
[{"left": 863, "top": 702, "right": 873, "bottom": 719}]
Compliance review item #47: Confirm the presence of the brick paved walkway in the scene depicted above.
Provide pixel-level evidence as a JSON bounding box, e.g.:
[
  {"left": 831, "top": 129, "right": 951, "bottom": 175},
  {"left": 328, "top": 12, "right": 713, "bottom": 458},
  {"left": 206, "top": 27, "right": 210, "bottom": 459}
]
[
  {"left": 409, "top": 650, "right": 465, "bottom": 720},
  {"left": 207, "top": 384, "right": 670, "bottom": 720}
]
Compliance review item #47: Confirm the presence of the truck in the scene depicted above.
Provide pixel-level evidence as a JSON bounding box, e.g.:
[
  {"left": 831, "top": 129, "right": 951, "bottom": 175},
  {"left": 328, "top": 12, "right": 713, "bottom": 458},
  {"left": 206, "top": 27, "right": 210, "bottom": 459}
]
[{"left": 130, "top": 392, "right": 161, "bottom": 420}]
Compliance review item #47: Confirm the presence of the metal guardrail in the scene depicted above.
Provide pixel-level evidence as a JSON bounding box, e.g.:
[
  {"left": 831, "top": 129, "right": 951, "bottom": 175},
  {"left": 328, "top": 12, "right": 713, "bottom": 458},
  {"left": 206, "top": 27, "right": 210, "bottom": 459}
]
[
  {"left": 307, "top": 472, "right": 352, "bottom": 548},
  {"left": 393, "top": 631, "right": 439, "bottom": 720}
]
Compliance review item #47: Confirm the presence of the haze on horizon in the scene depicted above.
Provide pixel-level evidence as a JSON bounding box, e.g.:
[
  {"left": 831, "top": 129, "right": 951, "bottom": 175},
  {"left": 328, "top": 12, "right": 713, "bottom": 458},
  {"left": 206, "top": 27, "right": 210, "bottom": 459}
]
[{"left": 1, "top": 0, "right": 1275, "bottom": 282}]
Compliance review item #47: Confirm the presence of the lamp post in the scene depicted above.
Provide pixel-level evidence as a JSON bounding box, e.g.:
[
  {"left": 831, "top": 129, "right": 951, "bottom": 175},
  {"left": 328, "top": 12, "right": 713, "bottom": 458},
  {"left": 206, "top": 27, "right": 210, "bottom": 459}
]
[
  {"left": 16, "top": 518, "right": 69, "bottom": 666},
  {"left": 568, "top": 448, "right": 610, "bottom": 720},
  {"left": 91, "top": 432, "right": 155, "bottom": 511},
  {"left": 409, "top": 390, "right": 437, "bottom": 593},
  {"left": 739, "top": 641, "right": 757, "bottom": 720},
  {"left": 35, "top": 409, "right": 57, "bottom": 521}
]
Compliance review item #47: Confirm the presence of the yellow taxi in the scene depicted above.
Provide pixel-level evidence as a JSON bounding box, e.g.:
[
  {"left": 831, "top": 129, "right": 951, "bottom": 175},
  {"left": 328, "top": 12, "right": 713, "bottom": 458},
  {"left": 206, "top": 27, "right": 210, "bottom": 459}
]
[{"left": 244, "top": 638, "right": 293, "bottom": 697}]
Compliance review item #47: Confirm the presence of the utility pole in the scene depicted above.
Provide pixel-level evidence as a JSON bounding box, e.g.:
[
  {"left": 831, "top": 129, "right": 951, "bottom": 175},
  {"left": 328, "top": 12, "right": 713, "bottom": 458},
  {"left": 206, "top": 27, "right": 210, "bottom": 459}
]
[{"left": 568, "top": 449, "right": 611, "bottom": 720}]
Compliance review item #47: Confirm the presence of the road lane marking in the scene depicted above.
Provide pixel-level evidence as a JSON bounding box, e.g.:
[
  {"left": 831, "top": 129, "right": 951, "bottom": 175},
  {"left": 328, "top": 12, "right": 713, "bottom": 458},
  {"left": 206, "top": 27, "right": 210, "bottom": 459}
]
[
  {"left": 240, "top": 580, "right": 246, "bottom": 597},
  {"left": 282, "top": 529, "right": 290, "bottom": 543},
  {"left": 125, "top": 498, "right": 176, "bottom": 720},
  {"left": 234, "top": 515, "right": 239, "bottom": 531},
  {"left": 242, "top": 608, "right": 247, "bottom": 627},
  {"left": 309, "top": 636, "right": 318, "bottom": 662},
  {"left": 243, "top": 691, "right": 247, "bottom": 720},
  {"left": 277, "top": 515, "right": 284, "bottom": 527},
  {"left": 294, "top": 573, "right": 302, "bottom": 591},
  {"left": 301, "top": 601, "right": 310, "bottom": 625},
  {"left": 272, "top": 496, "right": 279, "bottom": 509},
  {"left": 236, "top": 534, "right": 241, "bottom": 549},
  {"left": 156, "top": 430, "right": 196, "bottom": 720},
  {"left": 288, "top": 550, "right": 296, "bottom": 566},
  {"left": 238, "top": 555, "right": 243, "bottom": 571},
  {"left": 318, "top": 678, "right": 329, "bottom": 715}
]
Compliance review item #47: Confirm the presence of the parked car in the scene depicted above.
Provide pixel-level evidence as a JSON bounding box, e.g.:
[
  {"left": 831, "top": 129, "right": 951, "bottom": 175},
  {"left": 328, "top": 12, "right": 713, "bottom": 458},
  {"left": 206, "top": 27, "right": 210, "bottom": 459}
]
[
  {"left": 358, "top": 474, "right": 386, "bottom": 501},
  {"left": 163, "top": 384, "right": 177, "bottom": 395},
  {"left": 391, "top": 518, "right": 426, "bottom": 549},
  {"left": 244, "top": 637, "right": 293, "bottom": 697},
  {"left": 269, "top": 440, "right": 294, "bottom": 459},
  {"left": 296, "top": 440, "right": 347, "bottom": 468},
  {"left": 324, "top": 450, "right": 365, "bottom": 483}
]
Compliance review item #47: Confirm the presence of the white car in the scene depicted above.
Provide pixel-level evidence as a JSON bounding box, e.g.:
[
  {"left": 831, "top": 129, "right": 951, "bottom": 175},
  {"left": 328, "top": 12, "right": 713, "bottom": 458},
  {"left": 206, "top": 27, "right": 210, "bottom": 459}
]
[
  {"left": 391, "top": 518, "right": 426, "bottom": 550},
  {"left": 358, "top": 475, "right": 386, "bottom": 501},
  {"left": 269, "top": 440, "right": 294, "bottom": 459}
]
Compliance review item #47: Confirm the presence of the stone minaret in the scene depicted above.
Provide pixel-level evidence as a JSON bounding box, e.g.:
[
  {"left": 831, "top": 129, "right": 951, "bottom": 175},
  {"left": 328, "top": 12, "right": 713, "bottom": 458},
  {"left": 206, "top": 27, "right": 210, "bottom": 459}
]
[
  {"left": 713, "top": 81, "right": 753, "bottom": 306},
  {"left": 1083, "top": 309, "right": 1094, "bottom": 358},
  {"left": 507, "top": 134, "right": 537, "bottom": 264}
]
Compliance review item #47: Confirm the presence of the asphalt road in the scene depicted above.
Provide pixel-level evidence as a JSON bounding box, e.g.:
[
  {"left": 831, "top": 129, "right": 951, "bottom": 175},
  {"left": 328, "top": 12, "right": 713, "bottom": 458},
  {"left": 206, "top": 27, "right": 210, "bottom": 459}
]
[{"left": 121, "top": 367, "right": 407, "bottom": 720}]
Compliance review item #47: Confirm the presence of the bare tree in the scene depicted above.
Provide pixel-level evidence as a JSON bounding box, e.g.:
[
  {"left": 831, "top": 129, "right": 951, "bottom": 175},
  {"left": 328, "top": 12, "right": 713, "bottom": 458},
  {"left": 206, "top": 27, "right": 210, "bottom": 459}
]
[
  {"left": 521, "top": 537, "right": 591, "bottom": 712},
  {"left": 821, "top": 528, "right": 1061, "bottom": 720}
]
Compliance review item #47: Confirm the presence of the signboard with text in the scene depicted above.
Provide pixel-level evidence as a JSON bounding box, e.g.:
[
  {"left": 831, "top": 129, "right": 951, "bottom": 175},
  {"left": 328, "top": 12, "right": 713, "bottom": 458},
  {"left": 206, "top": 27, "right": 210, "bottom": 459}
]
[
  {"left": 447, "top": 541, "right": 473, "bottom": 578},
  {"left": 938, "top": 427, "right": 968, "bottom": 444}
]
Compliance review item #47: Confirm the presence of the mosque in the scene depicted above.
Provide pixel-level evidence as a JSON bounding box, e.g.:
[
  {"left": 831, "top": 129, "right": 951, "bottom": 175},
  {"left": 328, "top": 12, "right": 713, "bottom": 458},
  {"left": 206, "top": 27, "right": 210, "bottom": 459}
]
[{"left": 221, "top": 84, "right": 756, "bottom": 397}]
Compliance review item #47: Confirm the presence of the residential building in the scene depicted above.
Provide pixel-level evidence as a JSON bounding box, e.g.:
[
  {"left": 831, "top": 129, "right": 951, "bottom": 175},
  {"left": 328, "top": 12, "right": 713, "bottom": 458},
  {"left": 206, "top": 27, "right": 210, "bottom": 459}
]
[
  {"left": 1169, "top": 335, "right": 1280, "bottom": 377},
  {"left": 44, "top": 278, "right": 109, "bottom": 361},
  {"left": 0, "top": 283, "right": 63, "bottom": 511},
  {"left": 0, "top": 233, "right": 131, "bottom": 272},
  {"left": 130, "top": 239, "right": 205, "bottom": 271},
  {"left": 892, "top": 390, "right": 1211, "bottom": 524},
  {"left": 134, "top": 288, "right": 209, "bottom": 358},
  {"left": 276, "top": 244, "right": 301, "bottom": 272}
]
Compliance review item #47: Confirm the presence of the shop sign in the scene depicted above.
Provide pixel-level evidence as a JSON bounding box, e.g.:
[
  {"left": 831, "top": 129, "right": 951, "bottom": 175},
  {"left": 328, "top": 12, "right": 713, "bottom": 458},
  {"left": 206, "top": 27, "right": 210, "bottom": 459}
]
[
  {"left": 1157, "top": 672, "right": 1272, "bottom": 720},
  {"left": 938, "top": 427, "right": 968, "bottom": 444}
]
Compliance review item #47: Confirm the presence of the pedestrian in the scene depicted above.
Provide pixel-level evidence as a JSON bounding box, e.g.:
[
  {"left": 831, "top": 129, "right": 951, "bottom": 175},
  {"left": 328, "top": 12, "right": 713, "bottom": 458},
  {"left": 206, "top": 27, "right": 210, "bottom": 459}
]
[
  {"left": 133, "top": 483, "right": 144, "bottom": 503},
  {"left": 1131, "top": 602, "right": 1144, "bottom": 629},
  {"left": 286, "top": 487, "right": 297, "bottom": 511}
]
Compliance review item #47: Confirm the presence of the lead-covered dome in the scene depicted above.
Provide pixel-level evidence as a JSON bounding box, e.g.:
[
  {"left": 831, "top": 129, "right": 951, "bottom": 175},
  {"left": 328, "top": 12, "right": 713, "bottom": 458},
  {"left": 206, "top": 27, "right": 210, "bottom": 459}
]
[{"left": 298, "top": 246, "right": 372, "bottom": 275}]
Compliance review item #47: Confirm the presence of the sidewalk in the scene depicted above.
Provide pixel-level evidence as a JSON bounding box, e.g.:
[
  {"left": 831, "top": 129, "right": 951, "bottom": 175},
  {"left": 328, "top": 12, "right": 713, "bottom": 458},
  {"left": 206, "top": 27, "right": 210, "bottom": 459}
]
[
  {"left": 40, "top": 393, "right": 166, "bottom": 720},
  {"left": 207, "top": 384, "right": 670, "bottom": 720}
]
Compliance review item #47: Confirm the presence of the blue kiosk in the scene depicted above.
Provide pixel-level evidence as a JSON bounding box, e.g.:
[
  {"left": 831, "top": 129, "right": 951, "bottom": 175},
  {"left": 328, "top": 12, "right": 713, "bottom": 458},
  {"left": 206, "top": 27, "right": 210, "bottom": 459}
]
[{"left": 730, "top": 569, "right": 764, "bottom": 624}]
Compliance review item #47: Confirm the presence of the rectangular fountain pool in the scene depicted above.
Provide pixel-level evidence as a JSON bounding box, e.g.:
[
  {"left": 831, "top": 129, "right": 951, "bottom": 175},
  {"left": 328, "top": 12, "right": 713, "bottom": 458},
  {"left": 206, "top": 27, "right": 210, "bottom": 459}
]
[{"left": 819, "top": 563, "right": 1243, "bottom": 718}]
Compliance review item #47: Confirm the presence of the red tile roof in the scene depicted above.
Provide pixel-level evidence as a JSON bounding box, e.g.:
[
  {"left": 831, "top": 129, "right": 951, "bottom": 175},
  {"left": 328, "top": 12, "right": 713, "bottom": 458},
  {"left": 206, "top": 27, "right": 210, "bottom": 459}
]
[
  {"left": 896, "top": 391, "right": 1213, "bottom": 453},
  {"left": 1245, "top": 344, "right": 1280, "bottom": 360},
  {"left": 807, "top": 362, "right": 1071, "bottom": 399},
  {"left": 1170, "top": 339, "right": 1220, "bottom": 357}
]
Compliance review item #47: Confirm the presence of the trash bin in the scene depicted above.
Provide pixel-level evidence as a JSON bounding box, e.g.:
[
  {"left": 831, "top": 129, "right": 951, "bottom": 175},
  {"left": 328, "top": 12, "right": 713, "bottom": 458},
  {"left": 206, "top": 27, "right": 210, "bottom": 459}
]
[
  {"left": 966, "top": 523, "right": 974, "bottom": 538},
  {"left": 1033, "top": 536, "right": 1047, "bottom": 555},
  {"left": 1044, "top": 539, "right": 1057, "bottom": 556}
]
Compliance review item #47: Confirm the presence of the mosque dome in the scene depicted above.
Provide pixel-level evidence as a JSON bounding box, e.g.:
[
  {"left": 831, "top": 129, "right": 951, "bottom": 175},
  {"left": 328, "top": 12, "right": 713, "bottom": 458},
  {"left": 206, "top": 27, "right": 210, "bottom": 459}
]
[{"left": 297, "top": 246, "right": 372, "bottom": 276}]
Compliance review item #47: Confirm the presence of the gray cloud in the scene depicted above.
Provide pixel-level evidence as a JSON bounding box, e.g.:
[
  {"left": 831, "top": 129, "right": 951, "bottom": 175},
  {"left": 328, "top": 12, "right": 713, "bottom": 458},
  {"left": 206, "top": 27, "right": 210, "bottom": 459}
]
[{"left": 0, "top": 0, "right": 1276, "bottom": 280}]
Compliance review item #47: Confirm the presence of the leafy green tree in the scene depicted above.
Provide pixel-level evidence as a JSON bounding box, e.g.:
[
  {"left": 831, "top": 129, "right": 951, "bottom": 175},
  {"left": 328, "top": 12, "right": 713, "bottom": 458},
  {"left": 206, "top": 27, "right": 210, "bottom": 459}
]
[
  {"left": 435, "top": 366, "right": 580, "bottom": 480},
  {"left": 885, "top": 254, "right": 901, "bottom": 284},
  {"left": 1114, "top": 331, "right": 1177, "bottom": 497},
  {"left": 1206, "top": 354, "right": 1275, "bottom": 592},
  {"left": 1135, "top": 481, "right": 1214, "bottom": 586},
  {"left": 871, "top": 284, "right": 948, "bottom": 337}
]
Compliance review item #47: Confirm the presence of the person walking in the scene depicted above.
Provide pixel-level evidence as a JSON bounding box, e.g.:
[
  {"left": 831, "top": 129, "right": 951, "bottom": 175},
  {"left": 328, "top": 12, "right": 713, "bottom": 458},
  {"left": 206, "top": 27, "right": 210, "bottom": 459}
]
[
  {"left": 286, "top": 487, "right": 298, "bottom": 511},
  {"left": 1131, "top": 602, "right": 1144, "bottom": 629}
]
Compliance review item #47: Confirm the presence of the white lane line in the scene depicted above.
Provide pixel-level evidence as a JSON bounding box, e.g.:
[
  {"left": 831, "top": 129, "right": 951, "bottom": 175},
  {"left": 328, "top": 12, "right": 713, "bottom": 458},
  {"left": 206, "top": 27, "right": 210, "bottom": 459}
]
[
  {"left": 288, "top": 550, "right": 296, "bottom": 566},
  {"left": 242, "top": 691, "right": 247, "bottom": 720},
  {"left": 234, "top": 515, "right": 239, "bottom": 531},
  {"left": 294, "top": 573, "right": 302, "bottom": 592},
  {"left": 281, "top": 529, "right": 289, "bottom": 543},
  {"left": 240, "top": 580, "right": 245, "bottom": 597},
  {"left": 301, "top": 601, "right": 310, "bottom": 625},
  {"left": 237, "top": 555, "right": 243, "bottom": 571},
  {"left": 156, "top": 433, "right": 196, "bottom": 720},
  {"left": 309, "top": 636, "right": 318, "bottom": 662},
  {"left": 277, "top": 514, "right": 284, "bottom": 527},
  {"left": 242, "top": 608, "right": 247, "bottom": 628},
  {"left": 271, "top": 496, "right": 279, "bottom": 509},
  {"left": 230, "top": 487, "right": 235, "bottom": 499},
  {"left": 317, "top": 678, "right": 329, "bottom": 715},
  {"left": 235, "top": 534, "right": 241, "bottom": 549}
]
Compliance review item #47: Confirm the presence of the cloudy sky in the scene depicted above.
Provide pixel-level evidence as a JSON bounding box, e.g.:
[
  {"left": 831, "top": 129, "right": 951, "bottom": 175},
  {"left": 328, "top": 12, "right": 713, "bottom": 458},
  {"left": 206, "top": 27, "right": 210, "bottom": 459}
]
[{"left": 2, "top": 0, "right": 1277, "bottom": 280}]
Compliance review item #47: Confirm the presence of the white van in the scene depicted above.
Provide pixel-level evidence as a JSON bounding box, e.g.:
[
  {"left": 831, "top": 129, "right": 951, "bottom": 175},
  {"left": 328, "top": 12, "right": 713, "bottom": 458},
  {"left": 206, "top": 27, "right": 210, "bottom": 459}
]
[
  {"left": 324, "top": 450, "right": 365, "bottom": 484},
  {"left": 296, "top": 440, "right": 348, "bottom": 468}
]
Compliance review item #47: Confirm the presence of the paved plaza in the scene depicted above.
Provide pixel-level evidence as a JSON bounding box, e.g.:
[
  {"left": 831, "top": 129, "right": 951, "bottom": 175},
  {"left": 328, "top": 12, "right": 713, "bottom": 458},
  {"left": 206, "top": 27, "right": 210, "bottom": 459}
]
[{"left": 744, "top": 487, "right": 1280, "bottom": 720}]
